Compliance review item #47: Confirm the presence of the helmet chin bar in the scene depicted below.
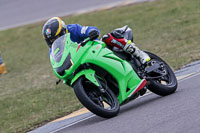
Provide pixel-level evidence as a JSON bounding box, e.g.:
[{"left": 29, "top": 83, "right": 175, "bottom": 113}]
[{"left": 45, "top": 39, "right": 52, "bottom": 48}]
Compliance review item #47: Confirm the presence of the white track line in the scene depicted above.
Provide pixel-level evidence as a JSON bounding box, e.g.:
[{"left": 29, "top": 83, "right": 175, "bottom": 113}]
[{"left": 50, "top": 115, "right": 96, "bottom": 133}]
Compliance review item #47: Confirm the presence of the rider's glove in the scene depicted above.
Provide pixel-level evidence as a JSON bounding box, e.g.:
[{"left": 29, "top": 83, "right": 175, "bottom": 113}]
[{"left": 88, "top": 30, "right": 99, "bottom": 40}]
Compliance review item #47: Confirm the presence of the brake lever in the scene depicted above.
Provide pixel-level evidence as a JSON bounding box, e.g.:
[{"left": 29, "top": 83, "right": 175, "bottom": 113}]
[{"left": 80, "top": 37, "right": 91, "bottom": 47}]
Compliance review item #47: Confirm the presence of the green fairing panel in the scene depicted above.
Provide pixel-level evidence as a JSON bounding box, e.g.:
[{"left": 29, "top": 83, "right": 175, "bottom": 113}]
[
  {"left": 83, "top": 44, "right": 142, "bottom": 103},
  {"left": 71, "top": 69, "right": 100, "bottom": 87}
]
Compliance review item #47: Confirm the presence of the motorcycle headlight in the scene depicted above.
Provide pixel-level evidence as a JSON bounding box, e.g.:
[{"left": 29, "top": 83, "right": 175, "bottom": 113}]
[{"left": 56, "top": 53, "right": 73, "bottom": 76}]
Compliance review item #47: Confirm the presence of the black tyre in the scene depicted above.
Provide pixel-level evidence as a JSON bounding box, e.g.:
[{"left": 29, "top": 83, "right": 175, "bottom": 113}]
[
  {"left": 145, "top": 51, "right": 178, "bottom": 96},
  {"left": 73, "top": 77, "right": 120, "bottom": 118}
]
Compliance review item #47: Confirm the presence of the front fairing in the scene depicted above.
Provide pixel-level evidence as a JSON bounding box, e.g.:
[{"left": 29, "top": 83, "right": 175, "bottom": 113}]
[
  {"left": 50, "top": 34, "right": 74, "bottom": 79},
  {"left": 50, "top": 33, "right": 94, "bottom": 80}
]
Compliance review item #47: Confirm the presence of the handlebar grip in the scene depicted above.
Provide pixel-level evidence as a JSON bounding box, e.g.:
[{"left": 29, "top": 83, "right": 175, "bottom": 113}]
[{"left": 90, "top": 34, "right": 99, "bottom": 41}]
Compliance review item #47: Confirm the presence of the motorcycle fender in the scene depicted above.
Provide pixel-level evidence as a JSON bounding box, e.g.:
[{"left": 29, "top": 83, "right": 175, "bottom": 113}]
[{"left": 71, "top": 69, "right": 100, "bottom": 87}]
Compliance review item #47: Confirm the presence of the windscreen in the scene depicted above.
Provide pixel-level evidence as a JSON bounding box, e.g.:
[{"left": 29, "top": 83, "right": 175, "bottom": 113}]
[{"left": 51, "top": 35, "right": 66, "bottom": 63}]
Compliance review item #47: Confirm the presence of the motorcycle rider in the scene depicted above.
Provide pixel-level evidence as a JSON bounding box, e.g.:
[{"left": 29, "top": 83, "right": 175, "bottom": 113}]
[
  {"left": 42, "top": 17, "right": 150, "bottom": 64},
  {"left": 42, "top": 17, "right": 100, "bottom": 56}
]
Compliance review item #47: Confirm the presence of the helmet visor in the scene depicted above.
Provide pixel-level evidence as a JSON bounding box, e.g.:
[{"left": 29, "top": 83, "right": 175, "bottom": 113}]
[{"left": 45, "top": 27, "right": 66, "bottom": 48}]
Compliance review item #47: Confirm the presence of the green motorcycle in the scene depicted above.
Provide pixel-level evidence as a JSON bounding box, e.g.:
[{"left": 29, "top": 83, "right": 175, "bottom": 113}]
[{"left": 50, "top": 33, "right": 177, "bottom": 118}]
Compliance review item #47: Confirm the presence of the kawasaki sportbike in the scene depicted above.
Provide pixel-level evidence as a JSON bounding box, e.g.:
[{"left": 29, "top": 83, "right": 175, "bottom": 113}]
[{"left": 50, "top": 33, "right": 177, "bottom": 118}]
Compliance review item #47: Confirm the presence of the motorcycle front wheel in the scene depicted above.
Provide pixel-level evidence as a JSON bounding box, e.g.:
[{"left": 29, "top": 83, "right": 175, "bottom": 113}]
[{"left": 73, "top": 76, "right": 120, "bottom": 118}]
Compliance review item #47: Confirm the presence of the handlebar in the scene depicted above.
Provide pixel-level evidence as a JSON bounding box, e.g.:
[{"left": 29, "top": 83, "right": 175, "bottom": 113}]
[{"left": 80, "top": 33, "right": 99, "bottom": 47}]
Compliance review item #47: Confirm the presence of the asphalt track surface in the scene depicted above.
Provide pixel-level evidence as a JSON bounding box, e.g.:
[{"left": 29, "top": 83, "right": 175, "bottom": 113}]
[
  {"left": 0, "top": 0, "right": 124, "bottom": 30},
  {"left": 56, "top": 73, "right": 200, "bottom": 133}
]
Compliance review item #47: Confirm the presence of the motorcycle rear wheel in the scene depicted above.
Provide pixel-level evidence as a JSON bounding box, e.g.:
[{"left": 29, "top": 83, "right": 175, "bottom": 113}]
[
  {"left": 73, "top": 76, "right": 120, "bottom": 118},
  {"left": 145, "top": 51, "right": 178, "bottom": 96}
]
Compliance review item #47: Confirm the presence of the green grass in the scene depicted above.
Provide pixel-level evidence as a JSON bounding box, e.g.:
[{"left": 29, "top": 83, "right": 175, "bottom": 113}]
[{"left": 0, "top": 0, "right": 199, "bottom": 132}]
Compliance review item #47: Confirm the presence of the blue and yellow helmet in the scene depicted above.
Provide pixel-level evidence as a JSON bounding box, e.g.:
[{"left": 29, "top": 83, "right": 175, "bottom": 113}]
[{"left": 42, "top": 17, "right": 68, "bottom": 48}]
